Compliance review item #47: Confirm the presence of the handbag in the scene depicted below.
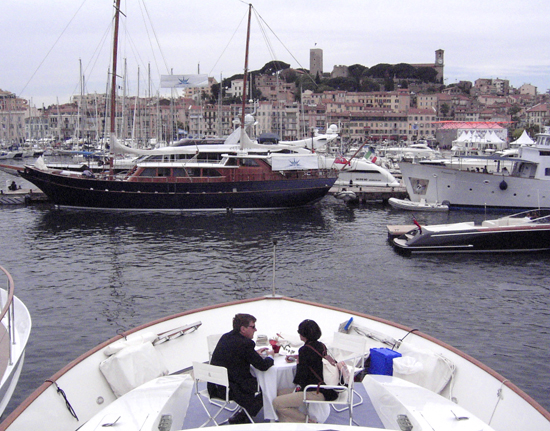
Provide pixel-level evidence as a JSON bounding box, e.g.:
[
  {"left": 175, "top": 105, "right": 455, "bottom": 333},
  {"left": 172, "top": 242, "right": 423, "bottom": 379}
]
[{"left": 305, "top": 344, "right": 340, "bottom": 388}]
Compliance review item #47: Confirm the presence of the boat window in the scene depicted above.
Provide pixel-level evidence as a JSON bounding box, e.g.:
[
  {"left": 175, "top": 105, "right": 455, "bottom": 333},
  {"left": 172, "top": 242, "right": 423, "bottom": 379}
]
[
  {"left": 240, "top": 158, "right": 259, "bottom": 167},
  {"left": 226, "top": 158, "right": 238, "bottom": 166},
  {"left": 172, "top": 168, "right": 188, "bottom": 177},
  {"left": 157, "top": 168, "right": 171, "bottom": 177},
  {"left": 196, "top": 153, "right": 223, "bottom": 162},
  {"left": 185, "top": 168, "right": 201, "bottom": 177},
  {"left": 138, "top": 168, "right": 157, "bottom": 177},
  {"left": 202, "top": 168, "right": 223, "bottom": 177},
  {"left": 545, "top": 168, "right": 550, "bottom": 177}
]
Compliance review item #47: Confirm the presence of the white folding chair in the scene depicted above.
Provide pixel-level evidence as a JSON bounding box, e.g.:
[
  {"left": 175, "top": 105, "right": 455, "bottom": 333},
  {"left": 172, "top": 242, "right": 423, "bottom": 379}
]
[
  {"left": 329, "top": 332, "right": 367, "bottom": 412},
  {"left": 303, "top": 359, "right": 356, "bottom": 425},
  {"left": 205, "top": 335, "right": 239, "bottom": 413},
  {"left": 192, "top": 362, "right": 253, "bottom": 427},
  {"left": 207, "top": 334, "right": 223, "bottom": 362}
]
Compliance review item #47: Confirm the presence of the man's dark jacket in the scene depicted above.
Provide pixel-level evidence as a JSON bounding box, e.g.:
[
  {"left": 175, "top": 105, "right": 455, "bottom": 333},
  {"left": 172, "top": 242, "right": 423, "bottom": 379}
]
[{"left": 207, "top": 330, "right": 274, "bottom": 415}]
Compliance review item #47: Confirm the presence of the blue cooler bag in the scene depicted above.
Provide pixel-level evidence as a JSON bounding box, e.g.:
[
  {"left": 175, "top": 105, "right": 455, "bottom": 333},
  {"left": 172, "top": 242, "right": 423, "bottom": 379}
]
[{"left": 368, "top": 348, "right": 402, "bottom": 375}]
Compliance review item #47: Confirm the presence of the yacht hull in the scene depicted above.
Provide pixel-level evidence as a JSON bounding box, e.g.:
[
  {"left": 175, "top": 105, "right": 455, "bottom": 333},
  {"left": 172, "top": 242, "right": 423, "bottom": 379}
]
[
  {"left": 392, "top": 224, "right": 550, "bottom": 254},
  {"left": 21, "top": 166, "right": 336, "bottom": 211},
  {"left": 399, "top": 162, "right": 550, "bottom": 210}
]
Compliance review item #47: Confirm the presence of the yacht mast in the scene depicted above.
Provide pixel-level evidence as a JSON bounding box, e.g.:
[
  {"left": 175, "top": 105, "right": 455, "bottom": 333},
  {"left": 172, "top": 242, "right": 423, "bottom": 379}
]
[{"left": 240, "top": 3, "right": 252, "bottom": 149}]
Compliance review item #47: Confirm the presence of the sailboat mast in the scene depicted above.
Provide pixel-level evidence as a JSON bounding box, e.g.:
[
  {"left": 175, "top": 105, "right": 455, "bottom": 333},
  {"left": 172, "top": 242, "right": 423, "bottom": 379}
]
[
  {"left": 110, "top": 0, "right": 121, "bottom": 153},
  {"left": 240, "top": 3, "right": 252, "bottom": 137}
]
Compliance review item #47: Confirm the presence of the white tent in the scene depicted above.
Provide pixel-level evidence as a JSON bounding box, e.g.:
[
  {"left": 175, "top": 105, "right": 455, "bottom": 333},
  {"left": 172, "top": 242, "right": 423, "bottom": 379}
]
[{"left": 510, "top": 130, "right": 535, "bottom": 147}]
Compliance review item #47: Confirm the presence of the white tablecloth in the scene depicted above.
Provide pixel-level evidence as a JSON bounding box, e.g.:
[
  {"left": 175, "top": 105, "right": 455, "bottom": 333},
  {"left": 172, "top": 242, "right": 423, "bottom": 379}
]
[{"left": 252, "top": 355, "right": 297, "bottom": 421}]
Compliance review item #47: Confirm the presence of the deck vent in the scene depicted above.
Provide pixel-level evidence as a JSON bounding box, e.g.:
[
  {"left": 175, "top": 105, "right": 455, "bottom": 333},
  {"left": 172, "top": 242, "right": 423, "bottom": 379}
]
[
  {"left": 397, "top": 414, "right": 413, "bottom": 431},
  {"left": 158, "top": 414, "right": 172, "bottom": 431}
]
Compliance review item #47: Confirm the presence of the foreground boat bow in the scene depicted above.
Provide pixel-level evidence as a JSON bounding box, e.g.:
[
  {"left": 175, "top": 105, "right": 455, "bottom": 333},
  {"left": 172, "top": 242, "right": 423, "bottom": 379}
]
[{"left": 1, "top": 296, "right": 548, "bottom": 430}]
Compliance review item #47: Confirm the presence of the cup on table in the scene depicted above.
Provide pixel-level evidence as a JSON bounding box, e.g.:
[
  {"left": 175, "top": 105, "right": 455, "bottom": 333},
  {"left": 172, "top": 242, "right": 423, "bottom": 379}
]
[{"left": 269, "top": 339, "right": 280, "bottom": 354}]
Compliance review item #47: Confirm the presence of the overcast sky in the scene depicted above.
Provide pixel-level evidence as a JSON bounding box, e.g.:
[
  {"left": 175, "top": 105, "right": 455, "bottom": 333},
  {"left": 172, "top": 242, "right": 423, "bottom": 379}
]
[{"left": 2, "top": 0, "right": 549, "bottom": 107}]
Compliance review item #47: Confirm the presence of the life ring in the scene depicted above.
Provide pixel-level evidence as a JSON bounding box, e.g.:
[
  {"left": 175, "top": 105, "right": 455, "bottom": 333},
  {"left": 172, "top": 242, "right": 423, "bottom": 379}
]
[{"left": 499, "top": 180, "right": 508, "bottom": 190}]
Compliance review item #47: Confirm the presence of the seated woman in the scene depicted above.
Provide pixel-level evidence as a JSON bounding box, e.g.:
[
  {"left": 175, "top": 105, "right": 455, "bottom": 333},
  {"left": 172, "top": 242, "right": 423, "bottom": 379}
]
[{"left": 273, "top": 319, "right": 337, "bottom": 422}]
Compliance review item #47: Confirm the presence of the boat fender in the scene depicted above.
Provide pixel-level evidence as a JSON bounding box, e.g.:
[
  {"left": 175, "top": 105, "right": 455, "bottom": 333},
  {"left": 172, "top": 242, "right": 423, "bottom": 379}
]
[
  {"left": 499, "top": 180, "right": 508, "bottom": 190},
  {"left": 442, "top": 200, "right": 450, "bottom": 207}
]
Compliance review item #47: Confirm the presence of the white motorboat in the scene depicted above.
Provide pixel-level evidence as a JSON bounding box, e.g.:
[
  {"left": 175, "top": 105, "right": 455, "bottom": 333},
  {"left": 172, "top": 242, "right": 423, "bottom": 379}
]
[
  {"left": 1, "top": 290, "right": 549, "bottom": 430},
  {"left": 399, "top": 126, "right": 550, "bottom": 210},
  {"left": 378, "top": 143, "right": 441, "bottom": 163},
  {"left": 0, "top": 265, "right": 32, "bottom": 418},
  {"left": 388, "top": 197, "right": 449, "bottom": 212},
  {"left": 320, "top": 156, "right": 401, "bottom": 188},
  {"left": 389, "top": 209, "right": 550, "bottom": 255},
  {"left": 279, "top": 127, "right": 400, "bottom": 188}
]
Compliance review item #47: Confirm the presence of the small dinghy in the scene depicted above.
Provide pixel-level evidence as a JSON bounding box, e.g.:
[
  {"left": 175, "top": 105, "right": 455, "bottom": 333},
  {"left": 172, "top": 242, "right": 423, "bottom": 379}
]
[{"left": 389, "top": 197, "right": 449, "bottom": 212}]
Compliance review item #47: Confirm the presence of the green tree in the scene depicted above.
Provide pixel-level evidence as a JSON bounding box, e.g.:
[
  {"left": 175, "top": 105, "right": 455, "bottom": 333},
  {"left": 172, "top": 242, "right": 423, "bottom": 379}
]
[
  {"left": 508, "top": 105, "right": 522, "bottom": 124},
  {"left": 368, "top": 63, "right": 392, "bottom": 79},
  {"left": 392, "top": 63, "right": 417, "bottom": 79},
  {"left": 511, "top": 128, "right": 524, "bottom": 140},
  {"left": 360, "top": 79, "right": 381, "bottom": 92},
  {"left": 348, "top": 64, "right": 368, "bottom": 86},
  {"left": 258, "top": 61, "right": 290, "bottom": 75},
  {"left": 326, "top": 77, "right": 359, "bottom": 91},
  {"left": 384, "top": 77, "right": 395, "bottom": 91},
  {"left": 525, "top": 124, "right": 540, "bottom": 137},
  {"left": 416, "top": 67, "right": 438, "bottom": 83}
]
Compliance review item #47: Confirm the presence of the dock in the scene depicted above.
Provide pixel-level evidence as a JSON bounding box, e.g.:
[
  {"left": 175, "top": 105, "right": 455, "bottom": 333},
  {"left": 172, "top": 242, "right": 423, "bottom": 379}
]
[
  {"left": 0, "top": 189, "right": 49, "bottom": 206},
  {"left": 330, "top": 185, "right": 408, "bottom": 204}
]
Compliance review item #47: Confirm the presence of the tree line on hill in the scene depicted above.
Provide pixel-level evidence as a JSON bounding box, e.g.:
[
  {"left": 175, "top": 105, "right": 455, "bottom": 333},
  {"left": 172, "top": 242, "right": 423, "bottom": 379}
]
[{"left": 209, "top": 61, "right": 440, "bottom": 104}]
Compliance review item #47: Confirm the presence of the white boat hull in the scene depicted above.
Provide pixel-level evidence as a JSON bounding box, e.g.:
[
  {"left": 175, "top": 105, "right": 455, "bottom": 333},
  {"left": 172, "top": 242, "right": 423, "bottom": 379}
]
[
  {"left": 399, "top": 162, "right": 550, "bottom": 209},
  {"left": 0, "top": 273, "right": 32, "bottom": 418},
  {"left": 1, "top": 296, "right": 548, "bottom": 431}
]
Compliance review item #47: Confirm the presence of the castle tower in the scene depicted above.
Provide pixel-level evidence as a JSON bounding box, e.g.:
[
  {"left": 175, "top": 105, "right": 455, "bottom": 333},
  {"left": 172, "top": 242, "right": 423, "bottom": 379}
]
[{"left": 310, "top": 48, "right": 323, "bottom": 78}]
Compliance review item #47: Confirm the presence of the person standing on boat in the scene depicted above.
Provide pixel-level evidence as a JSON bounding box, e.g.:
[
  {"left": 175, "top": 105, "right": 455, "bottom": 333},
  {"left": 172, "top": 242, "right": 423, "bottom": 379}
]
[
  {"left": 208, "top": 313, "right": 274, "bottom": 424},
  {"left": 272, "top": 319, "right": 337, "bottom": 423}
]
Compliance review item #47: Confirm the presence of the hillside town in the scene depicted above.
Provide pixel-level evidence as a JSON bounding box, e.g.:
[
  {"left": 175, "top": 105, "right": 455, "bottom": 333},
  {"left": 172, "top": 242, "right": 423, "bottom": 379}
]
[{"left": 1, "top": 49, "right": 549, "bottom": 152}]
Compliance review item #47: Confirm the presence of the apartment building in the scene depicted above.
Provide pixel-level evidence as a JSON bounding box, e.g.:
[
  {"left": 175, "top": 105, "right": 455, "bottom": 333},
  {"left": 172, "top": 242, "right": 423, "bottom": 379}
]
[
  {"left": 1, "top": 89, "right": 28, "bottom": 144},
  {"left": 524, "top": 103, "right": 550, "bottom": 129},
  {"left": 255, "top": 74, "right": 297, "bottom": 104}
]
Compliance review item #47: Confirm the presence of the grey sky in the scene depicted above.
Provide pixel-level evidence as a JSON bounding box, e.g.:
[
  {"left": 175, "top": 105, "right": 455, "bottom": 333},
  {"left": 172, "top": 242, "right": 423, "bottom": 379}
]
[{"left": 2, "top": 0, "right": 549, "bottom": 107}]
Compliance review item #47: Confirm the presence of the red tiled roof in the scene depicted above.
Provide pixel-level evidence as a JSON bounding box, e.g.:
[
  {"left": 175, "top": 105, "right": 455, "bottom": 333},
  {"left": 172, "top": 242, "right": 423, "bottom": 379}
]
[{"left": 434, "top": 121, "right": 508, "bottom": 129}]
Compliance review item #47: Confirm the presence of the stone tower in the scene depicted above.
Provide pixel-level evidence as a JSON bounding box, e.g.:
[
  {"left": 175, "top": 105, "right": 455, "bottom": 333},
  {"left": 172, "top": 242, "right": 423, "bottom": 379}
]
[{"left": 310, "top": 48, "right": 323, "bottom": 78}]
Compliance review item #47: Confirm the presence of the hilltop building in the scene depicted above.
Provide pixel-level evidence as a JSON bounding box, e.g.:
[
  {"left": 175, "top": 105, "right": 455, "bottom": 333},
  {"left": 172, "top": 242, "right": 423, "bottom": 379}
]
[{"left": 410, "top": 49, "right": 445, "bottom": 83}]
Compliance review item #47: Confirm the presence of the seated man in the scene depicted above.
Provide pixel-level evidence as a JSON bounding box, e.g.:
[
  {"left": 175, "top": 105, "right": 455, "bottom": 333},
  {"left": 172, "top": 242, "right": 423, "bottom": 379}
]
[{"left": 208, "top": 313, "right": 274, "bottom": 424}]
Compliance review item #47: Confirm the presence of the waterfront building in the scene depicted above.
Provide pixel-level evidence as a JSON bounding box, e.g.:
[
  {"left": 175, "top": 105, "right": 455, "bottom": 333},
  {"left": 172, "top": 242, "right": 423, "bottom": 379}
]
[{"left": 0, "top": 90, "right": 27, "bottom": 144}]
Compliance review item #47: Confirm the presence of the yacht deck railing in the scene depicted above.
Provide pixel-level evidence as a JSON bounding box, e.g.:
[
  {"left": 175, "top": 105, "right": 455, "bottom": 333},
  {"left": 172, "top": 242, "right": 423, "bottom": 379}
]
[{"left": 0, "top": 265, "right": 16, "bottom": 365}]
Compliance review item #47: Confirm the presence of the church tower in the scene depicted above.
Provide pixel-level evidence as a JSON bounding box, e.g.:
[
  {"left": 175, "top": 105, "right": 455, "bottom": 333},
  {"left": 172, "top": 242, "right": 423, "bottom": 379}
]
[{"left": 434, "top": 49, "right": 444, "bottom": 83}]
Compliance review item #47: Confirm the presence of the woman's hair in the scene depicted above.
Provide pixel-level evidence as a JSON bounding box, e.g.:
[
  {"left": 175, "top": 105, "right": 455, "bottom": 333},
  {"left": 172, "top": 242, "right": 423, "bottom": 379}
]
[
  {"left": 233, "top": 313, "right": 256, "bottom": 331},
  {"left": 297, "top": 319, "right": 322, "bottom": 341}
]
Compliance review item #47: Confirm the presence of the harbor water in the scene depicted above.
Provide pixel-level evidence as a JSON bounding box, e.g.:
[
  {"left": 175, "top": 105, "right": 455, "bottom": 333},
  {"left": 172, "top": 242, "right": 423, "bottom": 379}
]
[{"left": 0, "top": 165, "right": 549, "bottom": 420}]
